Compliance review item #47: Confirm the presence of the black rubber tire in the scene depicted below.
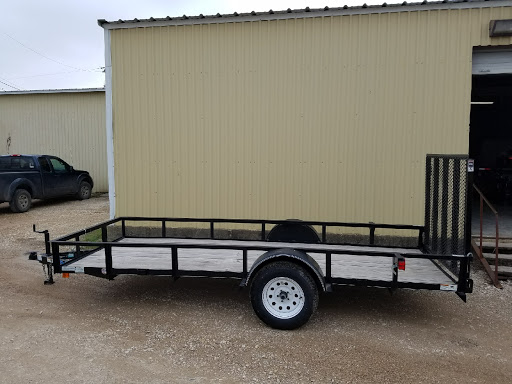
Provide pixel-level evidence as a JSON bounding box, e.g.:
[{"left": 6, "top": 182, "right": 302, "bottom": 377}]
[
  {"left": 76, "top": 181, "right": 92, "bottom": 200},
  {"left": 9, "top": 189, "right": 32, "bottom": 213},
  {"left": 266, "top": 222, "right": 320, "bottom": 243},
  {"left": 250, "top": 261, "right": 319, "bottom": 330}
]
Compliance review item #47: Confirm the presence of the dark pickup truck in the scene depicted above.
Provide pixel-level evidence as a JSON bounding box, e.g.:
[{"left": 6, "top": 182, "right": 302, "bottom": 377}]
[{"left": 0, "top": 155, "right": 94, "bottom": 213}]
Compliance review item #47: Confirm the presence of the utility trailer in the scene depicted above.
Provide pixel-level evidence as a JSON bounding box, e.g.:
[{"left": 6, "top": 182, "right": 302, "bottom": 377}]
[{"left": 31, "top": 155, "right": 473, "bottom": 329}]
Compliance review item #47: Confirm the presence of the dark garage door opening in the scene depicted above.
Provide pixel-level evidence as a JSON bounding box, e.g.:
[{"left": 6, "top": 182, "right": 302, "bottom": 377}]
[
  {"left": 470, "top": 73, "right": 512, "bottom": 238},
  {"left": 470, "top": 74, "right": 512, "bottom": 203}
]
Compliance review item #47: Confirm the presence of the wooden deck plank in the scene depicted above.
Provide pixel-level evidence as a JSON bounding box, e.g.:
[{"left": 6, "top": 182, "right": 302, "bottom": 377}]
[{"left": 63, "top": 237, "right": 453, "bottom": 285}]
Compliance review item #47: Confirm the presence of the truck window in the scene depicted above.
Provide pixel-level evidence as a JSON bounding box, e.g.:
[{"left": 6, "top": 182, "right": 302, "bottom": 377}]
[
  {"left": 49, "top": 158, "right": 69, "bottom": 173},
  {"left": 18, "top": 156, "right": 35, "bottom": 169},
  {"left": 11, "top": 158, "right": 21, "bottom": 169},
  {"left": 0, "top": 158, "right": 10, "bottom": 170},
  {"left": 0, "top": 156, "right": 35, "bottom": 170},
  {"left": 38, "top": 157, "right": 51, "bottom": 173}
]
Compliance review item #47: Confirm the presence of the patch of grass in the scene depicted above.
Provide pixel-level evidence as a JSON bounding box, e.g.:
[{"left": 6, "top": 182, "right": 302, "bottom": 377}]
[
  {"left": 80, "top": 229, "right": 102, "bottom": 251},
  {"left": 82, "top": 229, "right": 102, "bottom": 242}
]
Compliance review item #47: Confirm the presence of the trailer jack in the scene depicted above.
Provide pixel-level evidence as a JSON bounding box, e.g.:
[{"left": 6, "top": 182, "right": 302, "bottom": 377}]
[
  {"left": 43, "top": 262, "right": 54, "bottom": 285},
  {"left": 31, "top": 225, "right": 54, "bottom": 284},
  {"left": 29, "top": 250, "right": 55, "bottom": 284},
  {"left": 33, "top": 253, "right": 55, "bottom": 285}
]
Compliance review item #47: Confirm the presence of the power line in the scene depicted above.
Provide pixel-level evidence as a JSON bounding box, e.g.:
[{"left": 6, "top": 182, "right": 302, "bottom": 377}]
[
  {"left": 0, "top": 75, "right": 22, "bottom": 90},
  {"left": 8, "top": 70, "right": 83, "bottom": 80},
  {"left": 1, "top": 30, "right": 97, "bottom": 72},
  {"left": 0, "top": 79, "right": 21, "bottom": 91},
  {"left": 6, "top": 67, "right": 105, "bottom": 81},
  {"left": 0, "top": 75, "right": 23, "bottom": 89}
]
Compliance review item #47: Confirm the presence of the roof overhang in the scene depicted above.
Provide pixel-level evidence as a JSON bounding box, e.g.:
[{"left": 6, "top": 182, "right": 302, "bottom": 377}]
[
  {"left": 98, "top": 0, "right": 512, "bottom": 30},
  {"left": 0, "top": 88, "right": 105, "bottom": 96}
]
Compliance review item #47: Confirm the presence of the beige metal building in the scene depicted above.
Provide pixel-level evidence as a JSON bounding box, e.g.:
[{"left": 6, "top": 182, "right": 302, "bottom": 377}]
[
  {"left": 0, "top": 89, "right": 108, "bottom": 192},
  {"left": 99, "top": 1, "right": 512, "bottom": 230}
]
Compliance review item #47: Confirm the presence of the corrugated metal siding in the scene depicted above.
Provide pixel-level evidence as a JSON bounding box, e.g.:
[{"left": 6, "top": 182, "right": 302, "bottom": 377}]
[
  {"left": 110, "top": 6, "right": 512, "bottom": 225},
  {"left": 0, "top": 92, "right": 108, "bottom": 191}
]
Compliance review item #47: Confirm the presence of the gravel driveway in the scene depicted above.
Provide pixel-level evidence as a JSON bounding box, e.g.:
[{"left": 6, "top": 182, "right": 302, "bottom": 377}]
[{"left": 0, "top": 196, "right": 511, "bottom": 383}]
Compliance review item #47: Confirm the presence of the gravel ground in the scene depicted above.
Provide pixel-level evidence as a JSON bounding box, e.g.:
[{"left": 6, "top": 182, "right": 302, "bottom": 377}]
[{"left": 0, "top": 196, "right": 511, "bottom": 383}]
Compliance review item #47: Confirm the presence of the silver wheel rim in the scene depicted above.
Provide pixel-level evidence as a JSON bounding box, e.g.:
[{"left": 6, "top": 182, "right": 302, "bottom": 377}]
[
  {"left": 81, "top": 185, "right": 89, "bottom": 197},
  {"left": 262, "top": 277, "right": 305, "bottom": 319},
  {"left": 18, "top": 194, "right": 29, "bottom": 209}
]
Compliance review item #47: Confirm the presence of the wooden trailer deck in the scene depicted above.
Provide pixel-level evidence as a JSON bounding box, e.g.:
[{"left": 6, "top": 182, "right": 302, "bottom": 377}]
[{"left": 61, "top": 237, "right": 455, "bottom": 285}]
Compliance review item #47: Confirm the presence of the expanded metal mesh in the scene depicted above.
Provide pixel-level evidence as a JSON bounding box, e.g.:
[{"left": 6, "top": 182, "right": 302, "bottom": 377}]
[{"left": 424, "top": 155, "right": 468, "bottom": 275}]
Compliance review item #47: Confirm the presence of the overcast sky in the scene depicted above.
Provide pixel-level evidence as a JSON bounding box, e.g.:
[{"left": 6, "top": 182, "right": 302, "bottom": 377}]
[{"left": 0, "top": 1, "right": 384, "bottom": 92}]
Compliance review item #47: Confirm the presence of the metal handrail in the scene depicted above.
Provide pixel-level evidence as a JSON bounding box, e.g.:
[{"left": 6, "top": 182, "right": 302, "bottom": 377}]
[{"left": 473, "top": 184, "right": 500, "bottom": 284}]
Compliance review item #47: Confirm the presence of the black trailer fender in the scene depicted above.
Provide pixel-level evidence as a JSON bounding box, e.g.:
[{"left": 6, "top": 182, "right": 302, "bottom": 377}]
[{"left": 242, "top": 248, "right": 326, "bottom": 292}]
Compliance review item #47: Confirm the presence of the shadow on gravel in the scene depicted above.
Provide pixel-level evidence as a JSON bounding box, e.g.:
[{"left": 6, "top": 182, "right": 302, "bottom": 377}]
[
  {"left": 318, "top": 285, "right": 440, "bottom": 321},
  {"left": 59, "top": 274, "right": 447, "bottom": 326}
]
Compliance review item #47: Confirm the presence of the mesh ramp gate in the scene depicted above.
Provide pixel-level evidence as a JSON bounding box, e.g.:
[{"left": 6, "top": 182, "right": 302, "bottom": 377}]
[{"left": 424, "top": 155, "right": 471, "bottom": 276}]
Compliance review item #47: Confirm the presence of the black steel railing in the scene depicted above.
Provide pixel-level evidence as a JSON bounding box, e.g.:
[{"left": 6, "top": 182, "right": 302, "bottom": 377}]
[
  {"left": 55, "top": 216, "right": 424, "bottom": 246},
  {"left": 42, "top": 216, "right": 473, "bottom": 295}
]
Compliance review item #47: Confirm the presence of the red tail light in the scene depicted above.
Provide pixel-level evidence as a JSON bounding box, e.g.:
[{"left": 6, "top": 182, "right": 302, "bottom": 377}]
[{"left": 398, "top": 260, "right": 406, "bottom": 270}]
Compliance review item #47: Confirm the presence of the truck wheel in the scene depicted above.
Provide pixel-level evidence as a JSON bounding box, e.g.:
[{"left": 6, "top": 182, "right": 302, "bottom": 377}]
[
  {"left": 10, "top": 189, "right": 32, "bottom": 213},
  {"left": 250, "top": 261, "right": 319, "bottom": 330},
  {"left": 77, "top": 181, "right": 92, "bottom": 200}
]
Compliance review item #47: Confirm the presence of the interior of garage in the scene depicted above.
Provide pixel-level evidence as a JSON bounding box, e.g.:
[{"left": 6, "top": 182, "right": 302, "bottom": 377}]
[
  {"left": 470, "top": 58, "right": 512, "bottom": 237},
  {"left": 470, "top": 74, "right": 512, "bottom": 199}
]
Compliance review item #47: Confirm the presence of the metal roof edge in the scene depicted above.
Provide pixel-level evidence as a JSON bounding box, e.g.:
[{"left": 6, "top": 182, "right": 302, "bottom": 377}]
[
  {"left": 0, "top": 88, "right": 105, "bottom": 96},
  {"left": 98, "top": 1, "right": 512, "bottom": 30}
]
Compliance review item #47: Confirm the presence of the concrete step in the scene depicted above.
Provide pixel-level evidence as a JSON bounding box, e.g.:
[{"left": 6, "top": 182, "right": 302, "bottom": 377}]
[
  {"left": 482, "top": 252, "right": 512, "bottom": 267},
  {"left": 473, "top": 240, "right": 512, "bottom": 253},
  {"left": 497, "top": 266, "right": 512, "bottom": 279},
  {"left": 482, "top": 252, "right": 512, "bottom": 262}
]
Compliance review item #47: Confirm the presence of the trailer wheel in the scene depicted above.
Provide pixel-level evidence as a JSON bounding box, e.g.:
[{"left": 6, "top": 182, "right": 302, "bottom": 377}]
[
  {"left": 76, "top": 181, "right": 92, "bottom": 200},
  {"left": 250, "top": 261, "right": 318, "bottom": 330},
  {"left": 10, "top": 189, "right": 32, "bottom": 213}
]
